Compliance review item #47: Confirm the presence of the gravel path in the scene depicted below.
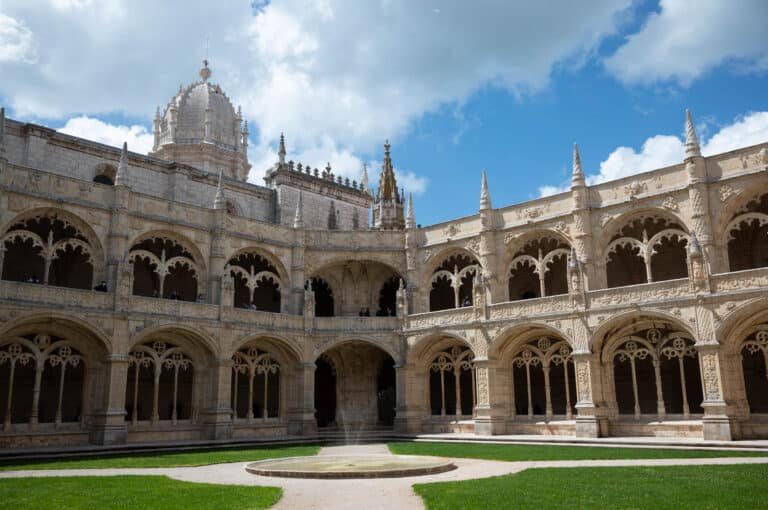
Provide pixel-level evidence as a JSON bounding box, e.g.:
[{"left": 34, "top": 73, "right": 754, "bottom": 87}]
[{"left": 2, "top": 444, "right": 768, "bottom": 510}]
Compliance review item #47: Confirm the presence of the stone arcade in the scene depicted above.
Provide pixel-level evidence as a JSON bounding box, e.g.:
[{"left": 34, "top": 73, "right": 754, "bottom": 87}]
[{"left": 0, "top": 63, "right": 767, "bottom": 449}]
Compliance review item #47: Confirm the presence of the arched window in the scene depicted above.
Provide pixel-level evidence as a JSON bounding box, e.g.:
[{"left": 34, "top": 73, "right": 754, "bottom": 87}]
[
  {"left": 508, "top": 237, "right": 570, "bottom": 301},
  {"left": 128, "top": 237, "right": 199, "bottom": 300},
  {"left": 726, "top": 193, "right": 768, "bottom": 271},
  {"left": 510, "top": 337, "right": 574, "bottom": 420},
  {"left": 378, "top": 275, "right": 399, "bottom": 317},
  {"left": 611, "top": 326, "right": 702, "bottom": 420},
  {"left": 1, "top": 215, "right": 95, "bottom": 289},
  {"left": 126, "top": 341, "right": 194, "bottom": 424},
  {"left": 606, "top": 215, "right": 688, "bottom": 288},
  {"left": 231, "top": 347, "right": 280, "bottom": 421},
  {"left": 429, "top": 254, "right": 480, "bottom": 311},
  {"left": 226, "top": 252, "right": 281, "bottom": 312},
  {"left": 429, "top": 345, "right": 475, "bottom": 416},
  {"left": 93, "top": 174, "right": 114, "bottom": 186},
  {"left": 740, "top": 325, "right": 768, "bottom": 413},
  {"left": 0, "top": 334, "right": 85, "bottom": 428}
]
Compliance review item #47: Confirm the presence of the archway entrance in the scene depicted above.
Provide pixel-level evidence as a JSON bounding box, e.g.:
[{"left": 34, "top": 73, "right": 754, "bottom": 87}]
[{"left": 314, "top": 342, "right": 396, "bottom": 429}]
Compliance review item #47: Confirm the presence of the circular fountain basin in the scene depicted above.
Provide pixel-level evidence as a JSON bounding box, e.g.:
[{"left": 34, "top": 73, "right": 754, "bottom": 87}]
[{"left": 245, "top": 454, "right": 456, "bottom": 479}]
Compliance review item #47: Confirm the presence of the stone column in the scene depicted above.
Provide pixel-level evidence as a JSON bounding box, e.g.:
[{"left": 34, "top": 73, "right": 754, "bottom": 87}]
[
  {"left": 472, "top": 358, "right": 505, "bottom": 435},
  {"left": 89, "top": 354, "right": 129, "bottom": 445},
  {"left": 572, "top": 351, "right": 604, "bottom": 438},
  {"left": 299, "top": 362, "right": 317, "bottom": 435},
  {"left": 696, "top": 343, "right": 736, "bottom": 440},
  {"left": 199, "top": 358, "right": 234, "bottom": 440},
  {"left": 106, "top": 185, "right": 131, "bottom": 294},
  {"left": 208, "top": 208, "right": 226, "bottom": 304},
  {"left": 394, "top": 363, "right": 423, "bottom": 433},
  {"left": 291, "top": 230, "right": 306, "bottom": 315}
]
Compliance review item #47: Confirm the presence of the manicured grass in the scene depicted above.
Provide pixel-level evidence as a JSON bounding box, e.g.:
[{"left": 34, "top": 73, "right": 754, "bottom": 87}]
[
  {"left": 0, "top": 475, "right": 281, "bottom": 510},
  {"left": 388, "top": 441, "right": 768, "bottom": 461},
  {"left": 0, "top": 444, "right": 319, "bottom": 470},
  {"left": 413, "top": 464, "right": 768, "bottom": 509}
]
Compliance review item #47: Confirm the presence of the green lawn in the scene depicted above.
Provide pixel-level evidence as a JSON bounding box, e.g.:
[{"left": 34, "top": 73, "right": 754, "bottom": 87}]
[
  {"left": 388, "top": 441, "right": 768, "bottom": 461},
  {"left": 413, "top": 464, "right": 768, "bottom": 509},
  {"left": 0, "top": 475, "right": 280, "bottom": 510},
  {"left": 0, "top": 444, "right": 319, "bottom": 470}
]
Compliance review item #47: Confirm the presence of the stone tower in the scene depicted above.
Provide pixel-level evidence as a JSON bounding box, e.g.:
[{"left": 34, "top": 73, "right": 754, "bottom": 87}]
[
  {"left": 149, "top": 60, "right": 251, "bottom": 181},
  {"left": 372, "top": 141, "right": 405, "bottom": 230}
]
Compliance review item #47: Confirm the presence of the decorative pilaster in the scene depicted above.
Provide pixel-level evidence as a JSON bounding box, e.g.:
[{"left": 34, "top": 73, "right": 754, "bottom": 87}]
[
  {"left": 572, "top": 351, "right": 604, "bottom": 437},
  {"left": 696, "top": 343, "right": 736, "bottom": 440},
  {"left": 299, "top": 362, "right": 317, "bottom": 434},
  {"left": 199, "top": 357, "right": 234, "bottom": 440},
  {"left": 107, "top": 145, "right": 132, "bottom": 294},
  {"left": 89, "top": 353, "right": 129, "bottom": 445},
  {"left": 472, "top": 358, "right": 505, "bottom": 435},
  {"left": 570, "top": 144, "right": 596, "bottom": 290}
]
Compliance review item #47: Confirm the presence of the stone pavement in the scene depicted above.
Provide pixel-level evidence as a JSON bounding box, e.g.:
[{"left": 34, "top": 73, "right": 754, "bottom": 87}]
[{"left": 2, "top": 444, "right": 768, "bottom": 510}]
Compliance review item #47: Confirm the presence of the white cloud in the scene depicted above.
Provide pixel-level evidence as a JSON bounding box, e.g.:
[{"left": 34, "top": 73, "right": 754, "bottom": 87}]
[
  {"left": 0, "top": 0, "right": 636, "bottom": 196},
  {"left": 538, "top": 111, "right": 768, "bottom": 196},
  {"left": 58, "top": 116, "right": 154, "bottom": 154},
  {"left": 0, "top": 13, "right": 37, "bottom": 63},
  {"left": 605, "top": 0, "right": 768, "bottom": 86}
]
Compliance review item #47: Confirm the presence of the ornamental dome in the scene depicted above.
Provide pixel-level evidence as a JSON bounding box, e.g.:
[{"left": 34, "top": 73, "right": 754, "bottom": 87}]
[
  {"left": 150, "top": 61, "right": 250, "bottom": 181},
  {"left": 155, "top": 60, "right": 242, "bottom": 150}
]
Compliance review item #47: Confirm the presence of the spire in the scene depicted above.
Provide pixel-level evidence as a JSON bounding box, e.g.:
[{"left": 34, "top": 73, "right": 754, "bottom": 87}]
[
  {"left": 572, "top": 143, "right": 585, "bottom": 187},
  {"left": 115, "top": 142, "right": 129, "bottom": 186},
  {"left": 377, "top": 140, "right": 398, "bottom": 200},
  {"left": 361, "top": 162, "right": 369, "bottom": 192},
  {"left": 199, "top": 59, "right": 212, "bottom": 82},
  {"left": 685, "top": 109, "right": 701, "bottom": 159},
  {"left": 480, "top": 170, "right": 491, "bottom": 210},
  {"left": 213, "top": 170, "right": 226, "bottom": 210},
  {"left": 293, "top": 192, "right": 304, "bottom": 229},
  {"left": 406, "top": 192, "right": 416, "bottom": 229},
  {"left": 278, "top": 132, "right": 286, "bottom": 165}
]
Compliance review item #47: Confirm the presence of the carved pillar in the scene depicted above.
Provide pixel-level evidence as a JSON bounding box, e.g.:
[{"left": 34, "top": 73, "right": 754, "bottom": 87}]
[
  {"left": 472, "top": 358, "right": 505, "bottom": 435},
  {"left": 106, "top": 185, "right": 131, "bottom": 293},
  {"left": 199, "top": 357, "right": 234, "bottom": 440},
  {"left": 696, "top": 343, "right": 737, "bottom": 440},
  {"left": 394, "top": 363, "right": 420, "bottom": 433},
  {"left": 89, "top": 354, "right": 129, "bottom": 445},
  {"left": 299, "top": 362, "right": 317, "bottom": 435},
  {"left": 291, "top": 230, "right": 306, "bottom": 315},
  {"left": 208, "top": 208, "right": 226, "bottom": 304},
  {"left": 572, "top": 351, "right": 604, "bottom": 438},
  {"left": 686, "top": 155, "right": 718, "bottom": 273}
]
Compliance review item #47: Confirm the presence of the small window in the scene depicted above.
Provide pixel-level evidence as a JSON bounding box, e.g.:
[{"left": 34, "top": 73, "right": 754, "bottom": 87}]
[{"left": 93, "top": 174, "right": 114, "bottom": 186}]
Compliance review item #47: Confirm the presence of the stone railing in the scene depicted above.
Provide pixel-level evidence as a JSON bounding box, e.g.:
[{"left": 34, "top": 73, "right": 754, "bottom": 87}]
[
  {"left": 126, "top": 296, "right": 220, "bottom": 320},
  {"left": 312, "top": 316, "right": 400, "bottom": 332},
  {"left": 406, "top": 307, "right": 476, "bottom": 330},
  {"left": 588, "top": 278, "right": 691, "bottom": 308},
  {"left": 0, "top": 280, "right": 113, "bottom": 310},
  {"left": 711, "top": 267, "right": 768, "bottom": 293}
]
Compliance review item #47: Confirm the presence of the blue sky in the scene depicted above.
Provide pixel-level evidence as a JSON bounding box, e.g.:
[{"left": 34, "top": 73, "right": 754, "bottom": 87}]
[{"left": 1, "top": 0, "right": 767, "bottom": 226}]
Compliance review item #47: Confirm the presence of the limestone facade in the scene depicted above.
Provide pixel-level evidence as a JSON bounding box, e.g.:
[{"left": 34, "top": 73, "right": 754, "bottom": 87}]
[{"left": 0, "top": 69, "right": 767, "bottom": 448}]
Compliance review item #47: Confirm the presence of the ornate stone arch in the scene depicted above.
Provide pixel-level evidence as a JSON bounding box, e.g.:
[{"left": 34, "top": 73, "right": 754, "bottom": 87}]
[
  {"left": 597, "top": 207, "right": 689, "bottom": 250},
  {"left": 717, "top": 297, "right": 768, "bottom": 355},
  {"left": 129, "top": 323, "right": 219, "bottom": 362},
  {"left": 126, "top": 230, "right": 207, "bottom": 273},
  {"left": 1, "top": 207, "right": 106, "bottom": 286},
  {"left": 591, "top": 310, "right": 696, "bottom": 358},
  {"left": 490, "top": 322, "right": 574, "bottom": 363},
  {"left": 407, "top": 331, "right": 475, "bottom": 367},
  {"left": 0, "top": 313, "right": 112, "bottom": 359},
  {"left": 720, "top": 190, "right": 768, "bottom": 271},
  {"left": 225, "top": 246, "right": 289, "bottom": 284},
  {"left": 229, "top": 333, "right": 303, "bottom": 364},
  {"left": 504, "top": 230, "right": 572, "bottom": 300},
  {"left": 314, "top": 336, "right": 401, "bottom": 365},
  {"left": 600, "top": 208, "right": 689, "bottom": 287}
]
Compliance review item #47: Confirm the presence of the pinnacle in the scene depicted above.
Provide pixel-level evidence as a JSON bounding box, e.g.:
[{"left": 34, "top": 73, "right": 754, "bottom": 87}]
[{"left": 685, "top": 109, "right": 701, "bottom": 159}]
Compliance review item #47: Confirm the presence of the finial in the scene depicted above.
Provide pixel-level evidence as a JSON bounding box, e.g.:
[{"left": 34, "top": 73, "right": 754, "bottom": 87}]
[
  {"left": 685, "top": 109, "right": 701, "bottom": 159},
  {"left": 406, "top": 192, "right": 416, "bottom": 229},
  {"left": 572, "top": 143, "right": 585, "bottom": 187},
  {"left": 278, "top": 133, "right": 286, "bottom": 164},
  {"left": 213, "top": 170, "right": 226, "bottom": 210},
  {"left": 480, "top": 170, "right": 491, "bottom": 210},
  {"left": 293, "top": 192, "right": 304, "bottom": 228},
  {"left": 199, "top": 59, "right": 212, "bottom": 82},
  {"left": 384, "top": 139, "right": 391, "bottom": 155}
]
